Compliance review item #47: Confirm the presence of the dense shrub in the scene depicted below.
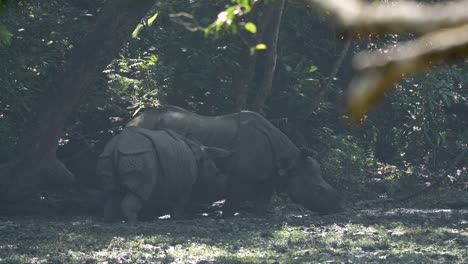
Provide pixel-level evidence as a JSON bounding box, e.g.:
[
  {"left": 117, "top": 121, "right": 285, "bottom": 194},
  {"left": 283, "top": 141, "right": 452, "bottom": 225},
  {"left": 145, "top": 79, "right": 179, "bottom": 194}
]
[{"left": 311, "top": 127, "right": 367, "bottom": 194}]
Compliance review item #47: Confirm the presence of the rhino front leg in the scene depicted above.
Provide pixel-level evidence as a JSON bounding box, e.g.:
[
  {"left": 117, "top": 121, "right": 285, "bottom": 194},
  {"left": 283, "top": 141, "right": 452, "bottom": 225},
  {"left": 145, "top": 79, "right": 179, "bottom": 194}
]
[
  {"left": 121, "top": 192, "right": 143, "bottom": 225},
  {"left": 252, "top": 181, "right": 274, "bottom": 215},
  {"left": 171, "top": 191, "right": 191, "bottom": 220},
  {"left": 223, "top": 178, "right": 257, "bottom": 217},
  {"left": 222, "top": 197, "right": 241, "bottom": 218},
  {"left": 252, "top": 190, "right": 273, "bottom": 216}
]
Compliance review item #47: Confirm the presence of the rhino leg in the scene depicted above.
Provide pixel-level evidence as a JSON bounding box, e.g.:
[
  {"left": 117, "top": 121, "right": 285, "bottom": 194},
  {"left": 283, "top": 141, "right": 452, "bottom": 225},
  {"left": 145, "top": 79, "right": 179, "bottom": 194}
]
[
  {"left": 222, "top": 182, "right": 247, "bottom": 217},
  {"left": 103, "top": 193, "right": 122, "bottom": 222},
  {"left": 121, "top": 192, "right": 142, "bottom": 225},
  {"left": 222, "top": 197, "right": 241, "bottom": 218},
  {"left": 252, "top": 182, "right": 274, "bottom": 215},
  {"left": 224, "top": 176, "right": 267, "bottom": 217},
  {"left": 171, "top": 191, "right": 191, "bottom": 220}
]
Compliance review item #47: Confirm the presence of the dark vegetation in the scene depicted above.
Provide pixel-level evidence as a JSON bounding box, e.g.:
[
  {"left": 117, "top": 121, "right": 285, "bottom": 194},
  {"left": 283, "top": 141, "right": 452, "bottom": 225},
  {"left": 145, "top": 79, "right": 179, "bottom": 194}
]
[{"left": 0, "top": 0, "right": 467, "bottom": 263}]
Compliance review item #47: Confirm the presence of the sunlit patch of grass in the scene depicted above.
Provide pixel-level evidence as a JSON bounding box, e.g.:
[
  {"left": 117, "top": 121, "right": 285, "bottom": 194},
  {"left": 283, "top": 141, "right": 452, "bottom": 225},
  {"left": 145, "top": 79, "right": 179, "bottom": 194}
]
[
  {"left": 404, "top": 185, "right": 468, "bottom": 209},
  {"left": 0, "top": 206, "right": 466, "bottom": 263}
]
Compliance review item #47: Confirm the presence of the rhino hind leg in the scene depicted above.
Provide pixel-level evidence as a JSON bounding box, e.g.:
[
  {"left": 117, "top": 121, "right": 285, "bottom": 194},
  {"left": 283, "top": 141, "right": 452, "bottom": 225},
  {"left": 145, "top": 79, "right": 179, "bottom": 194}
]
[{"left": 121, "top": 192, "right": 143, "bottom": 225}]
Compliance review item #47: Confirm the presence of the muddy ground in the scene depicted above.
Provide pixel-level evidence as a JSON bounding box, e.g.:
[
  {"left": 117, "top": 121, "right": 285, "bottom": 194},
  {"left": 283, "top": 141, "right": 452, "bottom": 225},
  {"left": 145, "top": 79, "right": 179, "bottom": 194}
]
[{"left": 0, "top": 193, "right": 467, "bottom": 264}]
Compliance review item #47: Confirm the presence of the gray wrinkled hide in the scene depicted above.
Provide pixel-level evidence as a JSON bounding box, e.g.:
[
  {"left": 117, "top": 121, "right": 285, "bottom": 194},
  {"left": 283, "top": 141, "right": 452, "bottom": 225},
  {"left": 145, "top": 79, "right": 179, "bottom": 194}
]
[
  {"left": 127, "top": 106, "right": 342, "bottom": 215},
  {"left": 97, "top": 127, "right": 200, "bottom": 222}
]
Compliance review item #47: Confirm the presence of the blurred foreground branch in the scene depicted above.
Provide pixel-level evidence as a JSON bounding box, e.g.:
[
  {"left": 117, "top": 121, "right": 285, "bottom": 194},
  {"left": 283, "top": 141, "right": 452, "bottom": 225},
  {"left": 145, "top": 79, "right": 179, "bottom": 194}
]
[
  {"left": 348, "top": 23, "right": 468, "bottom": 122},
  {"left": 305, "top": 0, "right": 468, "bottom": 122},
  {"left": 306, "top": 0, "right": 468, "bottom": 35}
]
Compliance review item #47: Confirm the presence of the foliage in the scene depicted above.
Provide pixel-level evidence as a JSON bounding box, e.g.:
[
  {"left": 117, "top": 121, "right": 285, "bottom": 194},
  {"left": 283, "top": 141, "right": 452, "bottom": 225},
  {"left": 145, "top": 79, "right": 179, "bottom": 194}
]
[
  {"left": 205, "top": 0, "right": 258, "bottom": 36},
  {"left": 0, "top": 0, "right": 99, "bottom": 162},
  {"left": 361, "top": 63, "right": 468, "bottom": 167},
  {"left": 311, "top": 127, "right": 367, "bottom": 195},
  {"left": 102, "top": 0, "right": 243, "bottom": 115},
  {"left": 0, "top": 0, "right": 20, "bottom": 46},
  {"left": 0, "top": 23, "right": 12, "bottom": 45}
]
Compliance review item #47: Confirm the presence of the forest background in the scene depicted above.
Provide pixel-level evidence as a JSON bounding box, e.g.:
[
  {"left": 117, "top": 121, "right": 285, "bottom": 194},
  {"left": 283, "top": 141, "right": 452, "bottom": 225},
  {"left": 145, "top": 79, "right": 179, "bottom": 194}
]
[{"left": 0, "top": 0, "right": 467, "bottom": 208}]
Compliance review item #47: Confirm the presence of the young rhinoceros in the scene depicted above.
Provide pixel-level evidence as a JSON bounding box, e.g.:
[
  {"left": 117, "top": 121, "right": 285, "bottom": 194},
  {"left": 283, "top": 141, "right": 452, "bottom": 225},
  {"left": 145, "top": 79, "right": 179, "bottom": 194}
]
[{"left": 96, "top": 127, "right": 230, "bottom": 224}]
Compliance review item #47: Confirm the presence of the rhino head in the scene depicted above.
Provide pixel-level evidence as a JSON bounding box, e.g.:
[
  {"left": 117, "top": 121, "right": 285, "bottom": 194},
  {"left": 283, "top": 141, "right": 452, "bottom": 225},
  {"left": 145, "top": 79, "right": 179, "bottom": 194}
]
[
  {"left": 280, "top": 148, "right": 342, "bottom": 214},
  {"left": 190, "top": 146, "right": 231, "bottom": 202}
]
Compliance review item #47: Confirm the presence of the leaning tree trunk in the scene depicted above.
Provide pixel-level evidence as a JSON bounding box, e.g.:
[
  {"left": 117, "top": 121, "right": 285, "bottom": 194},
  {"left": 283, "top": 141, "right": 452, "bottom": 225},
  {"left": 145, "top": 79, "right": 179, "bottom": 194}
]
[
  {"left": 0, "top": 0, "right": 156, "bottom": 201},
  {"left": 287, "top": 38, "right": 351, "bottom": 145},
  {"left": 299, "top": 38, "right": 352, "bottom": 120},
  {"left": 251, "top": 0, "right": 286, "bottom": 114}
]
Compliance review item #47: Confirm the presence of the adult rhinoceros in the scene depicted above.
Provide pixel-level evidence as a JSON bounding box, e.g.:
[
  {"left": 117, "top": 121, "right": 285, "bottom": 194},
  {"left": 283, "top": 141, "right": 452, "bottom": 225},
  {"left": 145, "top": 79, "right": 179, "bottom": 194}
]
[
  {"left": 97, "top": 127, "right": 230, "bottom": 224},
  {"left": 126, "top": 105, "right": 342, "bottom": 215}
]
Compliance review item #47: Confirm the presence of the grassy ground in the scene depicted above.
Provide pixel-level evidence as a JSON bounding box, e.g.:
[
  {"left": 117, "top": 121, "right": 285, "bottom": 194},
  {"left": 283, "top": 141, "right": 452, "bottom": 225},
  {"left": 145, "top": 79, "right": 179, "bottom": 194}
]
[{"left": 0, "top": 195, "right": 467, "bottom": 264}]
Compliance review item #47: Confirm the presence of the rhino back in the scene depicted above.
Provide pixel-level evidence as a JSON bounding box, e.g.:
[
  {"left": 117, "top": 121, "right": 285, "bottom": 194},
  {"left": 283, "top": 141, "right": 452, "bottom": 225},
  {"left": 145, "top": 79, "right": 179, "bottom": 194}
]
[
  {"left": 114, "top": 129, "right": 159, "bottom": 201},
  {"left": 128, "top": 106, "right": 239, "bottom": 149},
  {"left": 128, "top": 106, "right": 300, "bottom": 171}
]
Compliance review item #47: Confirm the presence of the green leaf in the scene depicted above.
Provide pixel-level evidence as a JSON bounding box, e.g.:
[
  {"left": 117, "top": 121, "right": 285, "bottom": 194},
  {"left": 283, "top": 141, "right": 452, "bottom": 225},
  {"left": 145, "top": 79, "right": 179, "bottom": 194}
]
[
  {"left": 241, "top": 0, "right": 252, "bottom": 12},
  {"left": 131, "top": 23, "right": 144, "bottom": 40},
  {"left": 250, "top": 43, "right": 268, "bottom": 55},
  {"left": 309, "top": 65, "right": 318, "bottom": 73},
  {"left": 132, "top": 12, "right": 158, "bottom": 40},
  {"left": 147, "top": 12, "right": 158, "bottom": 26},
  {"left": 244, "top": 22, "right": 257, "bottom": 34},
  {"left": 255, "top": 43, "right": 267, "bottom": 50},
  {"left": 0, "top": 24, "right": 12, "bottom": 46}
]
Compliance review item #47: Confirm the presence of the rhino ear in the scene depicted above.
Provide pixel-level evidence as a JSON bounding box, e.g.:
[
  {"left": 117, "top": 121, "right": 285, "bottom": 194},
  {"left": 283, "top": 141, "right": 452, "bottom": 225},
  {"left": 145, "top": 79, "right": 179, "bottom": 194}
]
[{"left": 202, "top": 146, "right": 231, "bottom": 170}]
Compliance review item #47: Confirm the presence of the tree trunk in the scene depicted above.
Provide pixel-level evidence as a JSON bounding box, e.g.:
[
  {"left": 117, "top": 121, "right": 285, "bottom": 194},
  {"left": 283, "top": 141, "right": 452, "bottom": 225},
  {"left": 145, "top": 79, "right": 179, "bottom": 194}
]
[
  {"left": 231, "top": 49, "right": 258, "bottom": 111},
  {"left": 0, "top": 0, "right": 156, "bottom": 201},
  {"left": 251, "top": 0, "right": 286, "bottom": 114},
  {"left": 231, "top": 2, "right": 274, "bottom": 111}
]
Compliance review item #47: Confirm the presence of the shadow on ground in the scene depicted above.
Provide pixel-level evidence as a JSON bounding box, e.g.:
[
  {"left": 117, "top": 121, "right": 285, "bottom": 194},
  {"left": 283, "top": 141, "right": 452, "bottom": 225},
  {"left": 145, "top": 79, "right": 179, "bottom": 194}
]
[{"left": 0, "top": 197, "right": 466, "bottom": 264}]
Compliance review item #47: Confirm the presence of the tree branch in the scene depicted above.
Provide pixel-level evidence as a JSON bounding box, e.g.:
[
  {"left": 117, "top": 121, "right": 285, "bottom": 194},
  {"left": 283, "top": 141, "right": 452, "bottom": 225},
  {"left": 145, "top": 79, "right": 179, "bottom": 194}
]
[
  {"left": 251, "top": 0, "right": 286, "bottom": 113},
  {"left": 301, "top": 0, "right": 468, "bottom": 122},
  {"left": 346, "top": 23, "right": 468, "bottom": 122},
  {"left": 301, "top": 38, "right": 351, "bottom": 119},
  {"left": 305, "top": 0, "right": 468, "bottom": 35}
]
